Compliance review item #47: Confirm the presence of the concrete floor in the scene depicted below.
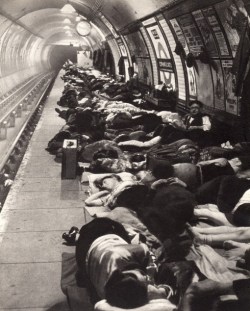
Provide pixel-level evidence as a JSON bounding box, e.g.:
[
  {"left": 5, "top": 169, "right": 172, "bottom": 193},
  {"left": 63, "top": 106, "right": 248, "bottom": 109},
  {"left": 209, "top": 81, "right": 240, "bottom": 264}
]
[{"left": 0, "top": 71, "right": 92, "bottom": 310}]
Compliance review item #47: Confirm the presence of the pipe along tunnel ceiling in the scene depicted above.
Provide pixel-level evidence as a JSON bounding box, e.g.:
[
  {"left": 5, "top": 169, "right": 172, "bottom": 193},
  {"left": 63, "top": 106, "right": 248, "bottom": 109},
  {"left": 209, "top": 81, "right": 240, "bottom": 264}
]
[{"left": 1, "top": 0, "right": 250, "bottom": 118}]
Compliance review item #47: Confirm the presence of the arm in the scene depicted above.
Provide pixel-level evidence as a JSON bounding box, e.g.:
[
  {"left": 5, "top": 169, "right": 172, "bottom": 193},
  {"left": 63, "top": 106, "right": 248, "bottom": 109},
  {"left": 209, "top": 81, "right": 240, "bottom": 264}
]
[
  {"left": 194, "top": 209, "right": 233, "bottom": 226},
  {"left": 197, "top": 158, "right": 228, "bottom": 167},
  {"left": 118, "top": 136, "right": 161, "bottom": 148},
  {"left": 85, "top": 190, "right": 110, "bottom": 206},
  {"left": 178, "top": 279, "right": 233, "bottom": 311}
]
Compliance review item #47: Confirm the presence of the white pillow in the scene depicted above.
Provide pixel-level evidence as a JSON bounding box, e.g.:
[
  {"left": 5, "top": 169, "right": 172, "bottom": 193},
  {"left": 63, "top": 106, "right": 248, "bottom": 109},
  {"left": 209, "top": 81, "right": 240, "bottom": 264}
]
[{"left": 94, "top": 299, "right": 176, "bottom": 311}]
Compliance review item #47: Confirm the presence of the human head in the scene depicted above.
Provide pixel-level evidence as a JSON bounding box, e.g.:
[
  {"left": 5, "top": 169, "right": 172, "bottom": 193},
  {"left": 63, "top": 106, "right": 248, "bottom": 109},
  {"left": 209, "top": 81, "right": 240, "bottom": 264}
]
[
  {"left": 105, "top": 268, "right": 148, "bottom": 308},
  {"left": 105, "top": 268, "right": 170, "bottom": 308},
  {"left": 188, "top": 100, "right": 203, "bottom": 117},
  {"left": 152, "top": 161, "right": 174, "bottom": 180},
  {"left": 94, "top": 174, "right": 122, "bottom": 191},
  {"left": 145, "top": 185, "right": 195, "bottom": 241}
]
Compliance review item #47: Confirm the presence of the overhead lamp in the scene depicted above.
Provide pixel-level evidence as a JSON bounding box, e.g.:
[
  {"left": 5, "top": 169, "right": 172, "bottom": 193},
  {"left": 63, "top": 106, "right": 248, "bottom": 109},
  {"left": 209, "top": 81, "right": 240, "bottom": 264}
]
[
  {"left": 76, "top": 20, "right": 92, "bottom": 37},
  {"left": 63, "top": 18, "right": 71, "bottom": 24},
  {"left": 61, "top": 1, "right": 76, "bottom": 13},
  {"left": 76, "top": 14, "right": 81, "bottom": 22}
]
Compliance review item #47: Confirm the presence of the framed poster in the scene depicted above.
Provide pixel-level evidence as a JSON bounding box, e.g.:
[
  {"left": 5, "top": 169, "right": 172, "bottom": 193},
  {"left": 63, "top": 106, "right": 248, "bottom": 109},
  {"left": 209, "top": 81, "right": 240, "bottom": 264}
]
[
  {"left": 177, "top": 14, "right": 204, "bottom": 56},
  {"left": 202, "top": 7, "right": 230, "bottom": 57},
  {"left": 211, "top": 60, "right": 225, "bottom": 111},
  {"left": 116, "top": 37, "right": 127, "bottom": 57},
  {"left": 170, "top": 18, "right": 197, "bottom": 97},
  {"left": 222, "top": 59, "right": 238, "bottom": 115},
  {"left": 124, "top": 31, "right": 149, "bottom": 58},
  {"left": 195, "top": 60, "right": 214, "bottom": 107},
  {"left": 192, "top": 9, "right": 219, "bottom": 57},
  {"left": 137, "top": 58, "right": 153, "bottom": 85}
]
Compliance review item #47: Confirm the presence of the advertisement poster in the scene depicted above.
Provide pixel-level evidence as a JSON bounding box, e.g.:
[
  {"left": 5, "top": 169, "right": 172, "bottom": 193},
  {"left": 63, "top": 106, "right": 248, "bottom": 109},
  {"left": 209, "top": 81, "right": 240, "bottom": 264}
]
[
  {"left": 170, "top": 18, "right": 197, "bottom": 97},
  {"left": 137, "top": 58, "right": 153, "bottom": 85},
  {"left": 145, "top": 25, "right": 175, "bottom": 90},
  {"left": 192, "top": 10, "right": 219, "bottom": 57},
  {"left": 99, "top": 14, "right": 119, "bottom": 38},
  {"left": 211, "top": 60, "right": 225, "bottom": 111},
  {"left": 116, "top": 37, "right": 127, "bottom": 57},
  {"left": 158, "top": 17, "right": 186, "bottom": 100},
  {"left": 222, "top": 60, "right": 238, "bottom": 115},
  {"left": 124, "top": 31, "right": 149, "bottom": 57},
  {"left": 195, "top": 60, "right": 214, "bottom": 107},
  {"left": 202, "top": 7, "right": 230, "bottom": 57},
  {"left": 215, "top": 0, "right": 248, "bottom": 57},
  {"left": 177, "top": 14, "right": 204, "bottom": 56}
]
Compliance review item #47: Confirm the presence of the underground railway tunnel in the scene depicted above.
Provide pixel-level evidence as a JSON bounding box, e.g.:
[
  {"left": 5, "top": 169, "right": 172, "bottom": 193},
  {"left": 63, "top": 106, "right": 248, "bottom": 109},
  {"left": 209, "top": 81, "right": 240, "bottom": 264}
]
[{"left": 1, "top": 0, "right": 250, "bottom": 310}]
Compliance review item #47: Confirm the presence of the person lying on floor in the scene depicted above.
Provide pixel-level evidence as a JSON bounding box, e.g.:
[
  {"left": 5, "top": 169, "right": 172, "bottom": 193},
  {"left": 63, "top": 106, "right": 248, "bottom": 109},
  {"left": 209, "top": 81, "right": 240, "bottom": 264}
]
[
  {"left": 194, "top": 175, "right": 250, "bottom": 226},
  {"left": 118, "top": 100, "right": 212, "bottom": 149},
  {"left": 140, "top": 184, "right": 195, "bottom": 262},
  {"left": 138, "top": 156, "right": 250, "bottom": 192},
  {"left": 85, "top": 174, "right": 148, "bottom": 210},
  {"left": 75, "top": 217, "right": 175, "bottom": 309}
]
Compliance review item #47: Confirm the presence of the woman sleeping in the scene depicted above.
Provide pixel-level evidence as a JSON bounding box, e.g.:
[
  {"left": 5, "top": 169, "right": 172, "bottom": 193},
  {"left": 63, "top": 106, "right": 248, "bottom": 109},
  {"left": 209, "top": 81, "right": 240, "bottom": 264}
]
[{"left": 85, "top": 174, "right": 148, "bottom": 211}]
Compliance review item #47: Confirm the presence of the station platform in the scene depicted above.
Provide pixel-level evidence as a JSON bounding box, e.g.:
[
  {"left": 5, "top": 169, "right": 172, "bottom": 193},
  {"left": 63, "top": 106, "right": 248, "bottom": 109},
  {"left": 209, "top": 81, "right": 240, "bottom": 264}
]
[{"left": 0, "top": 71, "right": 93, "bottom": 311}]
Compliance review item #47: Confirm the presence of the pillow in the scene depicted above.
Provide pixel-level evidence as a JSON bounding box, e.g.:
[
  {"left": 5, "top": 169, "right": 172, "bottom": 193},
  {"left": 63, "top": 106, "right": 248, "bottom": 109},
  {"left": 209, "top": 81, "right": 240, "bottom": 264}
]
[{"left": 94, "top": 299, "right": 176, "bottom": 311}]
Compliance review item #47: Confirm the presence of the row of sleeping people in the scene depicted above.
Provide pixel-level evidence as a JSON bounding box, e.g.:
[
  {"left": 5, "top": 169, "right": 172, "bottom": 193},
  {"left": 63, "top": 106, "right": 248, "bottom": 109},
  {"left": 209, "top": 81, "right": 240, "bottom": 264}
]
[{"left": 48, "top": 63, "right": 250, "bottom": 311}]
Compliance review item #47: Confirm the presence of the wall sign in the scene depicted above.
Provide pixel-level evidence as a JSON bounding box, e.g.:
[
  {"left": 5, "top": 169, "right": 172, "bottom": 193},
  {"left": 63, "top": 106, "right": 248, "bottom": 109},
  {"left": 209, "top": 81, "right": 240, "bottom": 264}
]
[
  {"left": 116, "top": 37, "right": 127, "bottom": 57},
  {"left": 177, "top": 14, "right": 204, "bottom": 55},
  {"left": 158, "top": 59, "right": 173, "bottom": 72},
  {"left": 170, "top": 18, "right": 197, "bottom": 97},
  {"left": 202, "top": 7, "right": 230, "bottom": 57},
  {"left": 192, "top": 9, "right": 219, "bottom": 57},
  {"left": 222, "top": 59, "right": 238, "bottom": 115}
]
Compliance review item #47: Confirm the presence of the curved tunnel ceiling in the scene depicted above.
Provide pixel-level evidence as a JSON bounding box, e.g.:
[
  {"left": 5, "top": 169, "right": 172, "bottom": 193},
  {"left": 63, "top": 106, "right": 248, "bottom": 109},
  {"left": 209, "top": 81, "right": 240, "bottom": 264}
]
[{"left": 5, "top": 0, "right": 246, "bottom": 112}]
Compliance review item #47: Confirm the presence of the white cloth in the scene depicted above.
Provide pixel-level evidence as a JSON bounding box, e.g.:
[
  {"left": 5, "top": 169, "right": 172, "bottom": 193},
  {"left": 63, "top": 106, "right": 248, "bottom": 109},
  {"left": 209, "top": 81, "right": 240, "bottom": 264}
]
[
  {"left": 187, "top": 116, "right": 211, "bottom": 131},
  {"left": 232, "top": 189, "right": 250, "bottom": 213}
]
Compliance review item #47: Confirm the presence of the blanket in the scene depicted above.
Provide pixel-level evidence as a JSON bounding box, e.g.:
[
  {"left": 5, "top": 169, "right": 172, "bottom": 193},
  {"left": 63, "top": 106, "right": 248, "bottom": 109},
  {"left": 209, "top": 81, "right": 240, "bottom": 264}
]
[
  {"left": 61, "top": 252, "right": 94, "bottom": 311},
  {"left": 189, "top": 244, "right": 250, "bottom": 283}
]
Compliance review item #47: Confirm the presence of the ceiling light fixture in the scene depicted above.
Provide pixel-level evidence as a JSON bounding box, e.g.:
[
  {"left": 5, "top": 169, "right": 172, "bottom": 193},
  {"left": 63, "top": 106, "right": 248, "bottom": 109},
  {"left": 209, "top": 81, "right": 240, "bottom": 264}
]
[
  {"left": 63, "top": 18, "right": 71, "bottom": 24},
  {"left": 61, "top": 0, "right": 76, "bottom": 13},
  {"left": 76, "top": 14, "right": 81, "bottom": 22}
]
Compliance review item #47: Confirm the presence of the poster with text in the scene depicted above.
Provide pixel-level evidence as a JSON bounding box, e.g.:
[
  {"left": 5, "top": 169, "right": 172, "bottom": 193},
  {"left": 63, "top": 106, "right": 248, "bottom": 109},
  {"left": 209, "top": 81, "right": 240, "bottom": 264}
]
[
  {"left": 192, "top": 10, "right": 219, "bottom": 57},
  {"left": 177, "top": 14, "right": 204, "bottom": 56}
]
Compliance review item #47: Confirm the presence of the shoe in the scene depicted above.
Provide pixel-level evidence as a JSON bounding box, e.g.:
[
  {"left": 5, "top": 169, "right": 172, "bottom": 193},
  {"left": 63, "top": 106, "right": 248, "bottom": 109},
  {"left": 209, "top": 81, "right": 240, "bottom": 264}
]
[{"left": 62, "top": 226, "right": 79, "bottom": 244}]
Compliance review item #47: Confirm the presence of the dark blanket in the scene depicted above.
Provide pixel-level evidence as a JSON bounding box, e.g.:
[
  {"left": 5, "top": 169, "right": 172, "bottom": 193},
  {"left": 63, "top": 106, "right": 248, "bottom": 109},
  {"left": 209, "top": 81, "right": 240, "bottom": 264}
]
[{"left": 61, "top": 252, "right": 94, "bottom": 311}]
